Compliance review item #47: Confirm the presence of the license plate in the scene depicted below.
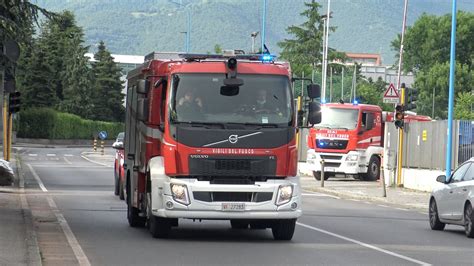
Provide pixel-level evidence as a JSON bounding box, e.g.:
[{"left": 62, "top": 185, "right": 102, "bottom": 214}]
[
  {"left": 221, "top": 203, "right": 246, "bottom": 211},
  {"left": 325, "top": 167, "right": 335, "bottom": 172}
]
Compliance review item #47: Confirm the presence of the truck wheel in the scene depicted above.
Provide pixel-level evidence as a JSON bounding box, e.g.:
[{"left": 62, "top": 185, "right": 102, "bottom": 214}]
[
  {"left": 363, "top": 156, "right": 380, "bottom": 181},
  {"left": 126, "top": 175, "right": 145, "bottom": 227},
  {"left": 272, "top": 219, "right": 296, "bottom": 240},
  {"left": 114, "top": 169, "right": 119, "bottom": 196},
  {"left": 429, "top": 198, "right": 445, "bottom": 231},
  {"left": 313, "top": 171, "right": 330, "bottom": 181},
  {"left": 230, "top": 220, "right": 249, "bottom": 229},
  {"left": 119, "top": 179, "right": 125, "bottom": 200},
  {"left": 149, "top": 215, "right": 171, "bottom": 238}
]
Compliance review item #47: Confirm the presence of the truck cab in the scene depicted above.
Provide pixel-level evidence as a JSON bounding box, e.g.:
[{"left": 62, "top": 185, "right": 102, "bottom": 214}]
[
  {"left": 306, "top": 103, "right": 383, "bottom": 181},
  {"left": 123, "top": 53, "right": 315, "bottom": 240}
]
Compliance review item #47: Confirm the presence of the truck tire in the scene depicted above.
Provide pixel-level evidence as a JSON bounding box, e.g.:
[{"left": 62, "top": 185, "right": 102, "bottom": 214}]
[
  {"left": 362, "top": 156, "right": 380, "bottom": 181},
  {"left": 114, "top": 169, "right": 119, "bottom": 196},
  {"left": 149, "top": 215, "right": 171, "bottom": 238},
  {"left": 272, "top": 219, "right": 296, "bottom": 240},
  {"left": 313, "top": 171, "right": 330, "bottom": 181},
  {"left": 119, "top": 179, "right": 125, "bottom": 200},
  {"left": 126, "top": 175, "right": 145, "bottom": 227},
  {"left": 230, "top": 220, "right": 249, "bottom": 229}
]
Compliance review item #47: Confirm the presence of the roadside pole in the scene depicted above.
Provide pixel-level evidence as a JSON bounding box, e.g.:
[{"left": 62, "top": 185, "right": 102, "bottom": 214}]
[
  {"left": 395, "top": 0, "right": 409, "bottom": 186},
  {"left": 380, "top": 153, "right": 387, "bottom": 197},
  {"left": 320, "top": 160, "right": 325, "bottom": 187},
  {"left": 445, "top": 0, "right": 457, "bottom": 177}
]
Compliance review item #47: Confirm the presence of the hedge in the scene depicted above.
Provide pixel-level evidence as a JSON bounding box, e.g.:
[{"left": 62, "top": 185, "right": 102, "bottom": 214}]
[{"left": 16, "top": 108, "right": 124, "bottom": 140}]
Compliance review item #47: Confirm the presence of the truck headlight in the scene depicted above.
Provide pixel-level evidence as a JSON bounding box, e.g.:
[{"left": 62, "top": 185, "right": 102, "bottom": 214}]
[
  {"left": 276, "top": 185, "right": 293, "bottom": 206},
  {"left": 170, "top": 183, "right": 190, "bottom": 205},
  {"left": 307, "top": 153, "right": 317, "bottom": 160},
  {"left": 346, "top": 154, "right": 358, "bottom": 161}
]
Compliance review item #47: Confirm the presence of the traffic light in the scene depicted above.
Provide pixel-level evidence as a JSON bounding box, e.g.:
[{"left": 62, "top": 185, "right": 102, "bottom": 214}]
[
  {"left": 404, "top": 87, "right": 418, "bottom": 111},
  {"left": 8, "top": 91, "right": 21, "bottom": 113},
  {"left": 394, "top": 104, "right": 404, "bottom": 129}
]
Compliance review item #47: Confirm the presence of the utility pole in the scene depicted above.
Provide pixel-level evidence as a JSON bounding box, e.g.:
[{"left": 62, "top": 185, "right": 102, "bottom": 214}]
[
  {"left": 445, "top": 0, "right": 458, "bottom": 177},
  {"left": 341, "top": 67, "right": 344, "bottom": 101},
  {"left": 321, "top": 17, "right": 327, "bottom": 93},
  {"left": 395, "top": 0, "right": 409, "bottom": 186},
  {"left": 251, "top": 32, "right": 259, "bottom": 53},
  {"left": 322, "top": 0, "right": 332, "bottom": 102},
  {"left": 261, "top": 0, "right": 267, "bottom": 54}
]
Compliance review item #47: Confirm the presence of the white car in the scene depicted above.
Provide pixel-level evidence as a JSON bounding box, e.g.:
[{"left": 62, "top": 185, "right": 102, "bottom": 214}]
[{"left": 429, "top": 157, "right": 474, "bottom": 238}]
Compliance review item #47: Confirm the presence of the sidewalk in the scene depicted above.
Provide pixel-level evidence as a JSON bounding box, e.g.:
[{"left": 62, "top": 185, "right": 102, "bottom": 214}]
[
  {"left": 300, "top": 175, "right": 430, "bottom": 211},
  {"left": 0, "top": 156, "right": 41, "bottom": 266}
]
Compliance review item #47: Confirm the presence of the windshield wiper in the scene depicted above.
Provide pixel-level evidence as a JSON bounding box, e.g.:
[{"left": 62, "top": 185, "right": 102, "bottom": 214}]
[
  {"left": 238, "top": 122, "right": 280, "bottom": 128},
  {"left": 173, "top": 121, "right": 226, "bottom": 129}
]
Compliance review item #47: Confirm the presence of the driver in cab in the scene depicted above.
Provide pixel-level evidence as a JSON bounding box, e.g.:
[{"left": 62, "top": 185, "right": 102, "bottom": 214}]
[{"left": 252, "top": 89, "right": 281, "bottom": 115}]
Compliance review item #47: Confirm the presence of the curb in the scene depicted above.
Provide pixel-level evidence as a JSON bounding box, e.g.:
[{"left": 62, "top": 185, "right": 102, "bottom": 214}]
[
  {"left": 14, "top": 153, "right": 43, "bottom": 266},
  {"left": 305, "top": 186, "right": 428, "bottom": 212}
]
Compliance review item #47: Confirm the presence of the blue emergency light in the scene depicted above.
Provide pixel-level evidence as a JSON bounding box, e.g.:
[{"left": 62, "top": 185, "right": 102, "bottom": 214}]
[{"left": 260, "top": 54, "right": 275, "bottom": 62}]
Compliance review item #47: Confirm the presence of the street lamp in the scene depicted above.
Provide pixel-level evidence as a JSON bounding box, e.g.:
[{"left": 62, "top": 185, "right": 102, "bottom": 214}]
[
  {"left": 171, "top": 0, "right": 191, "bottom": 53},
  {"left": 250, "top": 31, "right": 259, "bottom": 53},
  {"left": 321, "top": 0, "right": 332, "bottom": 102}
]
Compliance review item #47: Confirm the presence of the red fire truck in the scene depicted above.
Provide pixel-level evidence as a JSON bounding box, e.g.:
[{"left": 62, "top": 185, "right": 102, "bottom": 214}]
[
  {"left": 306, "top": 102, "right": 430, "bottom": 181},
  {"left": 124, "top": 52, "right": 319, "bottom": 240}
]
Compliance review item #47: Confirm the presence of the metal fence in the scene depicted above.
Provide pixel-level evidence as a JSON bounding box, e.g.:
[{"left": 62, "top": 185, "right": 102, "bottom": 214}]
[
  {"left": 385, "top": 120, "right": 474, "bottom": 170},
  {"left": 298, "top": 120, "right": 474, "bottom": 169}
]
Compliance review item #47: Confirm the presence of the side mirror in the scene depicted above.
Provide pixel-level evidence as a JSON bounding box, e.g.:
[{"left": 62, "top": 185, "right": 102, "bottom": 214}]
[
  {"left": 307, "top": 84, "right": 321, "bottom": 99},
  {"left": 308, "top": 102, "right": 321, "bottom": 125},
  {"left": 137, "top": 98, "right": 149, "bottom": 121},
  {"left": 366, "top": 113, "right": 374, "bottom": 130},
  {"left": 436, "top": 175, "right": 447, "bottom": 184},
  {"left": 137, "top": 79, "right": 149, "bottom": 94},
  {"left": 112, "top": 141, "right": 124, "bottom": 150}
]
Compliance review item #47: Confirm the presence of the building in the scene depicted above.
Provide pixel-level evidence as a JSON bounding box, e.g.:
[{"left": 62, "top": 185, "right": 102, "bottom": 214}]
[
  {"left": 345, "top": 52, "right": 382, "bottom": 66},
  {"left": 360, "top": 65, "right": 414, "bottom": 88}
]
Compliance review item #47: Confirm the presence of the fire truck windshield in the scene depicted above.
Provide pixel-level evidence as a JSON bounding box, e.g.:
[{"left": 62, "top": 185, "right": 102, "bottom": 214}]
[
  {"left": 170, "top": 73, "right": 292, "bottom": 126},
  {"left": 316, "top": 107, "right": 359, "bottom": 130}
]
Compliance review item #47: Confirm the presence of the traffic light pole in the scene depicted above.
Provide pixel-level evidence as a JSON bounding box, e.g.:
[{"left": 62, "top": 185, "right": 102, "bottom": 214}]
[
  {"left": 2, "top": 94, "right": 8, "bottom": 160},
  {"left": 396, "top": 87, "right": 405, "bottom": 186}
]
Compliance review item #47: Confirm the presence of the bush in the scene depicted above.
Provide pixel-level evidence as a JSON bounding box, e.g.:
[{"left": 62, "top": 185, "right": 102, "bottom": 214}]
[{"left": 16, "top": 108, "right": 124, "bottom": 140}]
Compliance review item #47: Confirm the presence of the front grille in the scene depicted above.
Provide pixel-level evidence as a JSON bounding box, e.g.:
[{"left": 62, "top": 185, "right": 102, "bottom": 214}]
[
  {"left": 193, "top": 192, "right": 273, "bottom": 202},
  {"left": 189, "top": 156, "right": 276, "bottom": 176},
  {"left": 215, "top": 160, "right": 251, "bottom": 171},
  {"left": 324, "top": 162, "right": 341, "bottom": 168},
  {"left": 320, "top": 155, "right": 343, "bottom": 160},
  {"left": 316, "top": 139, "right": 348, "bottom": 150}
]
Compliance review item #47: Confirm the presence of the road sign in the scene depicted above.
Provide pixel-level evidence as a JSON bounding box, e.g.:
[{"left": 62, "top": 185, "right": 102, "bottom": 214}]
[
  {"left": 383, "top": 83, "right": 400, "bottom": 103},
  {"left": 98, "top": 131, "right": 108, "bottom": 140}
]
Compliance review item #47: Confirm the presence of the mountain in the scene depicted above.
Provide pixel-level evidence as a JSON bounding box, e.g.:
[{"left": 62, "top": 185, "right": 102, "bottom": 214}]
[{"left": 36, "top": 0, "right": 474, "bottom": 65}]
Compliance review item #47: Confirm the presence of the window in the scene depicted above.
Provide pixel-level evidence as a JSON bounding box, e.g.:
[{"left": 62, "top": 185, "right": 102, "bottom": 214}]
[
  {"left": 316, "top": 108, "right": 359, "bottom": 130},
  {"left": 462, "top": 163, "right": 474, "bottom": 181},
  {"left": 450, "top": 162, "right": 471, "bottom": 183}
]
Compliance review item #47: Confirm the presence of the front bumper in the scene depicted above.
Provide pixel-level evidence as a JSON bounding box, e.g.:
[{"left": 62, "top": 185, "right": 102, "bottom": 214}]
[
  {"left": 306, "top": 149, "right": 361, "bottom": 175},
  {"left": 151, "top": 177, "right": 302, "bottom": 220}
]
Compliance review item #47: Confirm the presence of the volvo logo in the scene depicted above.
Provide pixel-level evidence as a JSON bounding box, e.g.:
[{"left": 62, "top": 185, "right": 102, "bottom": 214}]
[{"left": 228, "top": 134, "right": 238, "bottom": 144}]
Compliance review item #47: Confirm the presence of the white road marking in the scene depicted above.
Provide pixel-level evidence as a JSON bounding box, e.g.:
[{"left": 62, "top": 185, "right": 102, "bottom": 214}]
[
  {"left": 63, "top": 157, "right": 72, "bottom": 165},
  {"left": 395, "top": 207, "right": 409, "bottom": 211},
  {"left": 302, "top": 193, "right": 340, "bottom": 199},
  {"left": 348, "top": 199, "right": 361, "bottom": 202},
  {"left": 27, "top": 164, "right": 91, "bottom": 266},
  {"left": 27, "top": 164, "right": 48, "bottom": 192},
  {"left": 297, "top": 222, "right": 431, "bottom": 266},
  {"left": 80, "top": 154, "right": 111, "bottom": 167},
  {"left": 419, "top": 212, "right": 428, "bottom": 215},
  {"left": 64, "top": 154, "right": 74, "bottom": 157},
  {"left": 28, "top": 154, "right": 38, "bottom": 157},
  {"left": 46, "top": 154, "right": 56, "bottom": 157},
  {"left": 377, "top": 204, "right": 390, "bottom": 208}
]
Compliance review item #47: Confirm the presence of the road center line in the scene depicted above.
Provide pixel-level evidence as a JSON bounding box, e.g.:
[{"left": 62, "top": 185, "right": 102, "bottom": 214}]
[
  {"left": 296, "top": 222, "right": 431, "bottom": 266},
  {"left": 27, "top": 163, "right": 91, "bottom": 266}
]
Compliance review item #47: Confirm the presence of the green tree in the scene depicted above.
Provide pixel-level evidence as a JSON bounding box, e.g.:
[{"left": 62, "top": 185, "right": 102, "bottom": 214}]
[
  {"left": 214, "top": 44, "right": 223, "bottom": 54},
  {"left": 91, "top": 41, "right": 125, "bottom": 122},
  {"left": 391, "top": 11, "right": 474, "bottom": 72},
  {"left": 454, "top": 92, "right": 474, "bottom": 120},
  {"left": 277, "top": 0, "right": 330, "bottom": 74},
  {"left": 414, "top": 62, "right": 473, "bottom": 119}
]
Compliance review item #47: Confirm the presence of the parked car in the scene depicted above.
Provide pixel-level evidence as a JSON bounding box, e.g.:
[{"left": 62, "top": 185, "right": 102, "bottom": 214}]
[
  {"left": 429, "top": 157, "right": 474, "bottom": 238},
  {"left": 112, "top": 132, "right": 125, "bottom": 200}
]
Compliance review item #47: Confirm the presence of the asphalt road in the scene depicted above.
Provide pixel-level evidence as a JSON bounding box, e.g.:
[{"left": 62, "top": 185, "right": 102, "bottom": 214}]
[{"left": 18, "top": 147, "right": 474, "bottom": 266}]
